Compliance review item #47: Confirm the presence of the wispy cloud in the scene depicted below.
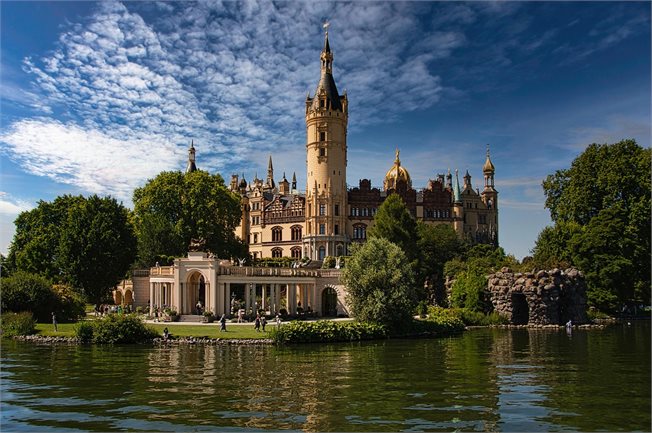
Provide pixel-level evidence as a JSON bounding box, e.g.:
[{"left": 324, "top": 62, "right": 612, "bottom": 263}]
[
  {"left": 0, "top": 192, "right": 33, "bottom": 216},
  {"left": 1, "top": 1, "right": 470, "bottom": 198}
]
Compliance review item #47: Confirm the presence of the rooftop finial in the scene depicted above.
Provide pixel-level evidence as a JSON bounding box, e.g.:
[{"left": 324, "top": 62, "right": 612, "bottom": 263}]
[
  {"left": 395, "top": 147, "right": 400, "bottom": 164},
  {"left": 486, "top": 143, "right": 490, "bottom": 158}
]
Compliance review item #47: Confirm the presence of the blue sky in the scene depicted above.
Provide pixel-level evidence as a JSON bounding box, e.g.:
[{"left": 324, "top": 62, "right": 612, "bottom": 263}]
[{"left": 1, "top": 1, "right": 650, "bottom": 259}]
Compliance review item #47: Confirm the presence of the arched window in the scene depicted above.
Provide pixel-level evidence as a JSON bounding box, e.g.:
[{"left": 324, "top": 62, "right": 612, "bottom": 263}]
[
  {"left": 318, "top": 246, "right": 326, "bottom": 260},
  {"left": 291, "top": 247, "right": 302, "bottom": 259},
  {"left": 291, "top": 225, "right": 302, "bottom": 241},
  {"left": 272, "top": 226, "right": 283, "bottom": 242},
  {"left": 271, "top": 248, "right": 283, "bottom": 258},
  {"left": 353, "top": 224, "right": 367, "bottom": 240}
]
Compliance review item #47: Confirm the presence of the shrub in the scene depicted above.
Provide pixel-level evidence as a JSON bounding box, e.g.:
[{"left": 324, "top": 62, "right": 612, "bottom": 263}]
[
  {"left": 321, "top": 256, "right": 336, "bottom": 269},
  {"left": 425, "top": 306, "right": 465, "bottom": 329},
  {"left": 449, "top": 268, "right": 488, "bottom": 312},
  {"left": 270, "top": 320, "right": 387, "bottom": 344},
  {"left": 426, "top": 306, "right": 507, "bottom": 326},
  {"left": 1, "top": 312, "right": 36, "bottom": 337},
  {"left": 74, "top": 321, "right": 94, "bottom": 343},
  {"left": 1, "top": 271, "right": 55, "bottom": 321},
  {"left": 91, "top": 314, "right": 159, "bottom": 344},
  {"left": 51, "top": 284, "right": 86, "bottom": 322}
]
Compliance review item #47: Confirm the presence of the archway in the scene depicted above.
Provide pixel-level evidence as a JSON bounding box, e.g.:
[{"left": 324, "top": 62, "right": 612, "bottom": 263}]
[
  {"left": 124, "top": 290, "right": 133, "bottom": 305},
  {"left": 322, "top": 287, "right": 338, "bottom": 317},
  {"left": 114, "top": 290, "right": 123, "bottom": 305},
  {"left": 187, "top": 272, "right": 206, "bottom": 315},
  {"left": 511, "top": 293, "right": 529, "bottom": 325}
]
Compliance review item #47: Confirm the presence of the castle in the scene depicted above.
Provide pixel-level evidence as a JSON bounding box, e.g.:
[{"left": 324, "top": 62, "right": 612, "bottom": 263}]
[{"left": 199, "top": 31, "right": 498, "bottom": 261}]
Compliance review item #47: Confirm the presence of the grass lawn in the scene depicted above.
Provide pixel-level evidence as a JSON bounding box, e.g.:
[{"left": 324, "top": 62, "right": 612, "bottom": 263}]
[
  {"left": 34, "top": 321, "right": 272, "bottom": 339},
  {"left": 148, "top": 323, "right": 271, "bottom": 339}
]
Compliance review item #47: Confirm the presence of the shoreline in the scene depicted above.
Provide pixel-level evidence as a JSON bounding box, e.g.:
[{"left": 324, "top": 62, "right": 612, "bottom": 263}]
[{"left": 9, "top": 320, "right": 633, "bottom": 345}]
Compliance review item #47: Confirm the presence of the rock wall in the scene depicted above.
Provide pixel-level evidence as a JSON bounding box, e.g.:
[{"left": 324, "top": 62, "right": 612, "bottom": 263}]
[{"left": 488, "top": 267, "right": 588, "bottom": 325}]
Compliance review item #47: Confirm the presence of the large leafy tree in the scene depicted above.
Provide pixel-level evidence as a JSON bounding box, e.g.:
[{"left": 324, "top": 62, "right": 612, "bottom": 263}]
[
  {"left": 417, "top": 222, "right": 464, "bottom": 304},
  {"left": 342, "top": 237, "right": 418, "bottom": 329},
  {"left": 367, "top": 193, "right": 419, "bottom": 263},
  {"left": 7, "top": 195, "right": 136, "bottom": 305},
  {"left": 58, "top": 195, "right": 137, "bottom": 305},
  {"left": 132, "top": 170, "right": 246, "bottom": 266},
  {"left": 538, "top": 139, "right": 651, "bottom": 310}
]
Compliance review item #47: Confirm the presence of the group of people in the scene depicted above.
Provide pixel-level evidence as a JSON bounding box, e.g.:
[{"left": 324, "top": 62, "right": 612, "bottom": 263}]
[{"left": 95, "top": 304, "right": 132, "bottom": 316}]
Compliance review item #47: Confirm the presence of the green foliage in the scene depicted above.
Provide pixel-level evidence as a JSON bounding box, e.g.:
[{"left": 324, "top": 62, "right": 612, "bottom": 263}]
[
  {"left": 270, "top": 320, "right": 388, "bottom": 344},
  {"left": 74, "top": 321, "right": 95, "bottom": 343},
  {"left": 417, "top": 223, "right": 464, "bottom": 304},
  {"left": 321, "top": 256, "right": 336, "bottom": 268},
  {"left": 7, "top": 195, "right": 136, "bottom": 306},
  {"left": 407, "top": 317, "right": 465, "bottom": 335},
  {"left": 1, "top": 312, "right": 36, "bottom": 337},
  {"left": 1, "top": 271, "right": 55, "bottom": 321},
  {"left": 133, "top": 170, "right": 246, "bottom": 265},
  {"left": 90, "top": 314, "right": 159, "bottom": 344},
  {"left": 254, "top": 257, "right": 296, "bottom": 267},
  {"left": 540, "top": 139, "right": 651, "bottom": 310},
  {"left": 51, "top": 284, "right": 86, "bottom": 322},
  {"left": 426, "top": 306, "right": 506, "bottom": 327},
  {"left": 424, "top": 306, "right": 465, "bottom": 329},
  {"left": 367, "top": 194, "right": 419, "bottom": 263},
  {"left": 531, "top": 221, "right": 582, "bottom": 269},
  {"left": 449, "top": 268, "right": 488, "bottom": 312},
  {"left": 342, "top": 238, "right": 418, "bottom": 329}
]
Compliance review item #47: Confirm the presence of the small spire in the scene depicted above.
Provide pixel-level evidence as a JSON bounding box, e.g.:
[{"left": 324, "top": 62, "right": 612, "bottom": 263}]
[
  {"left": 323, "top": 21, "right": 331, "bottom": 53},
  {"left": 292, "top": 172, "right": 297, "bottom": 182},
  {"left": 454, "top": 169, "right": 461, "bottom": 203},
  {"left": 268, "top": 155, "right": 273, "bottom": 171},
  {"left": 394, "top": 147, "right": 400, "bottom": 164}
]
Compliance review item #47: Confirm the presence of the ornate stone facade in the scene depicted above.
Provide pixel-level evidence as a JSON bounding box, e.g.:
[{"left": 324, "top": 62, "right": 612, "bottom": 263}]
[{"left": 228, "top": 32, "right": 498, "bottom": 260}]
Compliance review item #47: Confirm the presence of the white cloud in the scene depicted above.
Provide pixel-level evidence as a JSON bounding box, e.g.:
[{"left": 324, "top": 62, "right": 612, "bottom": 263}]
[
  {"left": 0, "top": 192, "right": 33, "bottom": 216},
  {"left": 1, "top": 1, "right": 471, "bottom": 196}
]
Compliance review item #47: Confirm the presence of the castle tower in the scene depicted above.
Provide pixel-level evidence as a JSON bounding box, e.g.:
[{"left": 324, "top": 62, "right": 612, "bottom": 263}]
[
  {"left": 186, "top": 140, "right": 197, "bottom": 173},
  {"left": 452, "top": 169, "right": 464, "bottom": 236},
  {"left": 304, "top": 27, "right": 349, "bottom": 260},
  {"left": 265, "top": 155, "right": 276, "bottom": 191},
  {"left": 481, "top": 144, "right": 498, "bottom": 245}
]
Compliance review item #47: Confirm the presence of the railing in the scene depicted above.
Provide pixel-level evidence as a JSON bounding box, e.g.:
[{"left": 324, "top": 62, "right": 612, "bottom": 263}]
[
  {"left": 217, "top": 266, "right": 342, "bottom": 279},
  {"left": 150, "top": 266, "right": 174, "bottom": 276},
  {"left": 133, "top": 270, "right": 150, "bottom": 277}
]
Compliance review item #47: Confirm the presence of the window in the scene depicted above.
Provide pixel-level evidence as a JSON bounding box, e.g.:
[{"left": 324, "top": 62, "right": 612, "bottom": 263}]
[
  {"left": 362, "top": 208, "right": 368, "bottom": 217},
  {"left": 318, "top": 246, "right": 326, "bottom": 260},
  {"left": 291, "top": 247, "right": 302, "bottom": 259},
  {"left": 319, "top": 204, "right": 326, "bottom": 216},
  {"left": 291, "top": 225, "right": 302, "bottom": 241},
  {"left": 319, "top": 147, "right": 326, "bottom": 157},
  {"left": 334, "top": 224, "right": 339, "bottom": 235},
  {"left": 272, "top": 248, "right": 283, "bottom": 258},
  {"left": 479, "top": 214, "right": 487, "bottom": 225},
  {"left": 319, "top": 131, "right": 326, "bottom": 141},
  {"left": 253, "top": 233, "right": 258, "bottom": 244},
  {"left": 319, "top": 224, "right": 326, "bottom": 235},
  {"left": 353, "top": 224, "right": 367, "bottom": 240},
  {"left": 272, "top": 227, "right": 282, "bottom": 242},
  {"left": 335, "top": 204, "right": 339, "bottom": 216}
]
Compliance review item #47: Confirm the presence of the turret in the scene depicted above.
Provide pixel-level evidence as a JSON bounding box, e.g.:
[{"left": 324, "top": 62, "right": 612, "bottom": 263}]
[{"left": 186, "top": 140, "right": 197, "bottom": 173}]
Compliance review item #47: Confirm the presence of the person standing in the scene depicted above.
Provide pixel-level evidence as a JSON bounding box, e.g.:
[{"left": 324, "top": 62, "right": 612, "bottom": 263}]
[
  {"left": 261, "top": 316, "right": 267, "bottom": 332},
  {"left": 220, "top": 314, "right": 227, "bottom": 332},
  {"left": 51, "top": 312, "right": 58, "bottom": 332},
  {"left": 254, "top": 315, "right": 261, "bottom": 332}
]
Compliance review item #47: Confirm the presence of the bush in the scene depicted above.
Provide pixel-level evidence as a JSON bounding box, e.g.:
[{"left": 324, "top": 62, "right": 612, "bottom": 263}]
[
  {"left": 1, "top": 312, "right": 36, "bottom": 337},
  {"left": 425, "top": 307, "right": 465, "bottom": 329},
  {"left": 426, "top": 306, "right": 507, "bottom": 326},
  {"left": 449, "top": 268, "right": 488, "bottom": 312},
  {"left": 1, "top": 271, "right": 55, "bottom": 321},
  {"left": 321, "top": 256, "right": 336, "bottom": 269},
  {"left": 90, "top": 314, "right": 159, "bottom": 344},
  {"left": 74, "top": 321, "right": 94, "bottom": 343},
  {"left": 270, "top": 320, "right": 387, "bottom": 344},
  {"left": 51, "top": 284, "right": 86, "bottom": 322}
]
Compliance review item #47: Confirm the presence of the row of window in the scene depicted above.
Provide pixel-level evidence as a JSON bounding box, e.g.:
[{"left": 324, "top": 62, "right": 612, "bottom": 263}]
[
  {"left": 316, "top": 203, "right": 340, "bottom": 216},
  {"left": 249, "top": 226, "right": 303, "bottom": 244},
  {"left": 272, "top": 247, "right": 302, "bottom": 259},
  {"left": 350, "top": 207, "right": 376, "bottom": 217},
  {"left": 424, "top": 209, "right": 451, "bottom": 219},
  {"left": 353, "top": 225, "right": 367, "bottom": 240}
]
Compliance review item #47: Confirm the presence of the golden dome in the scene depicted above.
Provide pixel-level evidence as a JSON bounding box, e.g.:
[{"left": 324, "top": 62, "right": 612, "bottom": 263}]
[
  {"left": 483, "top": 145, "right": 495, "bottom": 172},
  {"left": 383, "top": 148, "right": 412, "bottom": 191}
]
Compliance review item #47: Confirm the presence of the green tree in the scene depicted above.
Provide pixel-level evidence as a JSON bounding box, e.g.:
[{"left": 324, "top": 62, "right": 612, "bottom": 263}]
[
  {"left": 342, "top": 237, "right": 418, "bottom": 329},
  {"left": 1, "top": 271, "right": 55, "bottom": 321},
  {"left": 132, "top": 170, "right": 246, "bottom": 265},
  {"left": 7, "top": 195, "right": 84, "bottom": 280},
  {"left": 7, "top": 195, "right": 136, "bottom": 305},
  {"left": 367, "top": 193, "right": 419, "bottom": 263},
  {"left": 539, "top": 139, "right": 651, "bottom": 309},
  {"left": 531, "top": 221, "right": 582, "bottom": 269},
  {"left": 417, "top": 222, "right": 464, "bottom": 304},
  {"left": 58, "top": 195, "right": 137, "bottom": 305}
]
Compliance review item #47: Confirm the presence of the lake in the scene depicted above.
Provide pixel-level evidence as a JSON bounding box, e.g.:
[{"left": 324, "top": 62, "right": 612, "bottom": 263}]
[{"left": 1, "top": 322, "right": 649, "bottom": 432}]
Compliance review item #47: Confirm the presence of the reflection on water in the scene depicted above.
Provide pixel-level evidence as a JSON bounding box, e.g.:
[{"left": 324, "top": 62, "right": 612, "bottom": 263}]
[{"left": 1, "top": 322, "right": 649, "bottom": 432}]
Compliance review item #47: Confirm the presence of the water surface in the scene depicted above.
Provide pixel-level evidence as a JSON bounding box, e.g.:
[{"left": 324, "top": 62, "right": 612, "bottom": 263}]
[{"left": 2, "top": 322, "right": 649, "bottom": 431}]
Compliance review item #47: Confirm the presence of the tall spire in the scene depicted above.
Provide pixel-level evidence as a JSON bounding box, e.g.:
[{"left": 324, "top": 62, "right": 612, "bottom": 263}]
[
  {"left": 186, "top": 140, "right": 197, "bottom": 173},
  {"left": 291, "top": 172, "right": 297, "bottom": 191},
  {"left": 454, "top": 169, "right": 461, "bottom": 203},
  {"left": 266, "top": 155, "right": 275, "bottom": 189}
]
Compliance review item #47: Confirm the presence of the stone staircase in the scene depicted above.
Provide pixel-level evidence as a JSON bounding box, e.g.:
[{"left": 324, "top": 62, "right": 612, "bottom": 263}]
[{"left": 178, "top": 315, "right": 203, "bottom": 323}]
